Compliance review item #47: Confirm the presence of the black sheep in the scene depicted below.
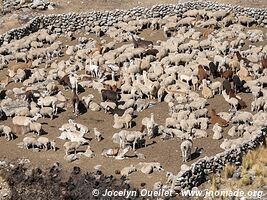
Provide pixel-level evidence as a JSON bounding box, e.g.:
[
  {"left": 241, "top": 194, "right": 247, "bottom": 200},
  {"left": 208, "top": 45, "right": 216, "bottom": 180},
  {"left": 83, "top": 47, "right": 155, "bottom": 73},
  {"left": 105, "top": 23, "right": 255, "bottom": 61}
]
[
  {"left": 223, "top": 79, "right": 232, "bottom": 94},
  {"left": 209, "top": 62, "right": 219, "bottom": 79},
  {"left": 106, "top": 106, "right": 125, "bottom": 116},
  {"left": 101, "top": 89, "right": 119, "bottom": 103},
  {"left": 233, "top": 75, "right": 245, "bottom": 93}
]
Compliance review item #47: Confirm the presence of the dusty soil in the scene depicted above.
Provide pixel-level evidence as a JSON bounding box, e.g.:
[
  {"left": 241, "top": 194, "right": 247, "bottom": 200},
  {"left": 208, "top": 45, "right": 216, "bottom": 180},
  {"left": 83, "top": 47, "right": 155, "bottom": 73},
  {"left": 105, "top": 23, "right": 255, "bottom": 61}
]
[
  {"left": 0, "top": 0, "right": 266, "bottom": 196},
  {"left": 0, "top": 27, "right": 261, "bottom": 191}
]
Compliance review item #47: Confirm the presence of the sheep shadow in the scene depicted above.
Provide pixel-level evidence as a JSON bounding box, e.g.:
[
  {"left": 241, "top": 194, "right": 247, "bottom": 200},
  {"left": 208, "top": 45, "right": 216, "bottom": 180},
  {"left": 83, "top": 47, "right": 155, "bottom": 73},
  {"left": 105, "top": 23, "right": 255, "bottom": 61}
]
[
  {"left": 78, "top": 101, "right": 87, "bottom": 115},
  {"left": 190, "top": 147, "right": 204, "bottom": 161},
  {"left": 77, "top": 84, "right": 85, "bottom": 94}
]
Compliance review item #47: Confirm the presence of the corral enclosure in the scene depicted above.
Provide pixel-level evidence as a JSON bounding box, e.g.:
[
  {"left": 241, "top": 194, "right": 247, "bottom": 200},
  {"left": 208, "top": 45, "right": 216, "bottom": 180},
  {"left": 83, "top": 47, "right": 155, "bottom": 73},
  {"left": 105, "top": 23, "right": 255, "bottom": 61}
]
[{"left": 0, "top": 0, "right": 267, "bottom": 199}]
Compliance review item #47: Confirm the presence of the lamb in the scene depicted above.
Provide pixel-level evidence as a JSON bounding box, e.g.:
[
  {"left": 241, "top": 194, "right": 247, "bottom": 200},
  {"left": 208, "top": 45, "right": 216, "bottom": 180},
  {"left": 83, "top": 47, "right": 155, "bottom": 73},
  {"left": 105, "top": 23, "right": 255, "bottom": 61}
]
[
  {"left": 93, "top": 128, "right": 103, "bottom": 142},
  {"left": 69, "top": 73, "right": 79, "bottom": 94},
  {"left": 40, "top": 107, "right": 55, "bottom": 120},
  {"left": 81, "top": 146, "right": 95, "bottom": 158},
  {"left": 69, "top": 120, "right": 89, "bottom": 135},
  {"left": 50, "top": 140, "right": 56, "bottom": 151},
  {"left": 64, "top": 141, "right": 83, "bottom": 155},
  {"left": 201, "top": 79, "right": 213, "bottom": 99},
  {"left": 101, "top": 147, "right": 120, "bottom": 157},
  {"left": 113, "top": 113, "right": 132, "bottom": 129},
  {"left": 0, "top": 125, "right": 14, "bottom": 141},
  {"left": 135, "top": 162, "right": 164, "bottom": 174},
  {"left": 180, "top": 137, "right": 193, "bottom": 162},
  {"left": 212, "top": 123, "right": 223, "bottom": 140},
  {"left": 120, "top": 165, "right": 137, "bottom": 177}
]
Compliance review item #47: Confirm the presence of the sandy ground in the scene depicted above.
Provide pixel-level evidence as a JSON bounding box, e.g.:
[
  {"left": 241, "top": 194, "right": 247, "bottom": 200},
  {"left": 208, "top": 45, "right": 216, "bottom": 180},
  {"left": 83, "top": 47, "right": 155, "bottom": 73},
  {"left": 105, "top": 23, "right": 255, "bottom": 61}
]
[{"left": 0, "top": 0, "right": 266, "bottom": 191}]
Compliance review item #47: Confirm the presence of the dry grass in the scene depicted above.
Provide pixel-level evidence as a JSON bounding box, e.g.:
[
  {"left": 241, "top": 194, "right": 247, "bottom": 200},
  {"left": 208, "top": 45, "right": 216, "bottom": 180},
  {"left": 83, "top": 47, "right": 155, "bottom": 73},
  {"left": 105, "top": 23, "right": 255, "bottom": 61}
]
[{"left": 205, "top": 140, "right": 267, "bottom": 194}]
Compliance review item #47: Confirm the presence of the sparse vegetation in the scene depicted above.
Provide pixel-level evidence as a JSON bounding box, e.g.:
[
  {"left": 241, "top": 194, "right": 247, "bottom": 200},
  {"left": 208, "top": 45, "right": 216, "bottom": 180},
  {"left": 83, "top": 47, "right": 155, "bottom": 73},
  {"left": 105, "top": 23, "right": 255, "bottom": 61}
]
[{"left": 204, "top": 141, "right": 267, "bottom": 199}]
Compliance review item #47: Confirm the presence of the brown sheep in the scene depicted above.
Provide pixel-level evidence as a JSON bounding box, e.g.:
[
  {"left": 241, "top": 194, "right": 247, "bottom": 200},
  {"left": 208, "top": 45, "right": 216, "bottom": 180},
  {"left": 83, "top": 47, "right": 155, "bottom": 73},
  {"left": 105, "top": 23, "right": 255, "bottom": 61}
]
[
  {"left": 197, "top": 65, "right": 208, "bottom": 82},
  {"left": 221, "top": 69, "right": 233, "bottom": 80},
  {"left": 209, "top": 108, "right": 229, "bottom": 127}
]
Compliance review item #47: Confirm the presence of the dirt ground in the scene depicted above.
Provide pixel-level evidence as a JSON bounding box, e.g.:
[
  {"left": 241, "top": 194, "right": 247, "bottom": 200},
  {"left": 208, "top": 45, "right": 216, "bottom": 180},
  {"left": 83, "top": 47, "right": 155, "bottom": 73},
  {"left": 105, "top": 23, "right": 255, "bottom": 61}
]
[{"left": 0, "top": 0, "right": 266, "bottom": 193}]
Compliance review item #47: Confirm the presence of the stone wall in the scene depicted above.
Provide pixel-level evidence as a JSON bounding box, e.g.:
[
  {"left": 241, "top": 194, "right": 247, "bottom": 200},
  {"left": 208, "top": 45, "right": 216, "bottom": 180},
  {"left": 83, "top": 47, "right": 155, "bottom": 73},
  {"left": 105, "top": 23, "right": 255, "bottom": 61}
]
[
  {"left": 172, "top": 128, "right": 267, "bottom": 192},
  {"left": 0, "top": 1, "right": 267, "bottom": 46},
  {"left": 1, "top": 0, "right": 54, "bottom": 14}
]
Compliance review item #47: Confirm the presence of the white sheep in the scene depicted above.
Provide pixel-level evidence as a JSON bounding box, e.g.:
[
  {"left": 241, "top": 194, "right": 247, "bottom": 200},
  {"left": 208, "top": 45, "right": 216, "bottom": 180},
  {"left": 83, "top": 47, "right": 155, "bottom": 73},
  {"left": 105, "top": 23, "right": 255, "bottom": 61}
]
[
  {"left": 100, "top": 102, "right": 116, "bottom": 113},
  {"left": 0, "top": 125, "right": 14, "bottom": 141},
  {"left": 113, "top": 113, "right": 132, "bottom": 129},
  {"left": 29, "top": 122, "right": 42, "bottom": 136},
  {"left": 12, "top": 113, "right": 41, "bottom": 126},
  {"left": 212, "top": 123, "right": 223, "bottom": 140},
  {"left": 135, "top": 162, "right": 164, "bottom": 174},
  {"left": 191, "top": 128, "right": 208, "bottom": 138},
  {"left": 40, "top": 107, "right": 55, "bottom": 120},
  {"left": 37, "top": 136, "right": 50, "bottom": 150},
  {"left": 228, "top": 126, "right": 237, "bottom": 137},
  {"left": 37, "top": 96, "right": 57, "bottom": 114},
  {"left": 23, "top": 136, "right": 38, "bottom": 150}
]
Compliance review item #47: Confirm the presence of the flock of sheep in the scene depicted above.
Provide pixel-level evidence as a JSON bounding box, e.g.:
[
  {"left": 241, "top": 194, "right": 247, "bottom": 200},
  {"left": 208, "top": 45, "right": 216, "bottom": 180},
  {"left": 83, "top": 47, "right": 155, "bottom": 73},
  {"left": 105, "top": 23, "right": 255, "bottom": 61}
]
[{"left": 0, "top": 6, "right": 267, "bottom": 191}]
